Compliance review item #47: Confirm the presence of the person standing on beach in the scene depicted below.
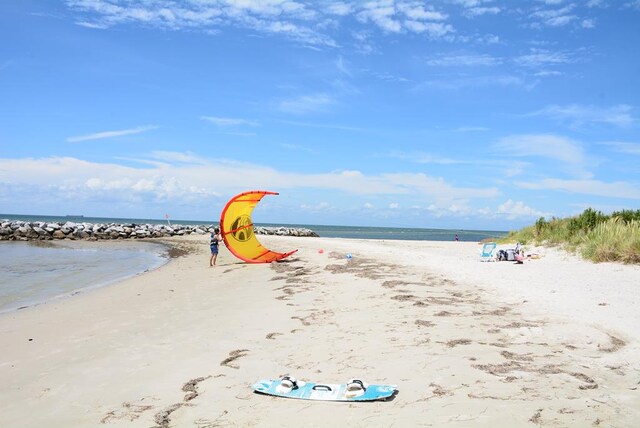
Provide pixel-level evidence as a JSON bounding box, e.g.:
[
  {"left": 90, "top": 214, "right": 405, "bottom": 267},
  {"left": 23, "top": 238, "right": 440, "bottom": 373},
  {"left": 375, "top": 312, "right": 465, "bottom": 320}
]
[
  {"left": 210, "top": 227, "right": 222, "bottom": 266},
  {"left": 455, "top": 234, "right": 459, "bottom": 242}
]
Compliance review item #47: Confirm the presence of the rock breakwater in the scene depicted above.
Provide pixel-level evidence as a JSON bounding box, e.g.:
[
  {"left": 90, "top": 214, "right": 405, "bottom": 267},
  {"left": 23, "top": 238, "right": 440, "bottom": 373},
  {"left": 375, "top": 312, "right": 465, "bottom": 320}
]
[{"left": 0, "top": 220, "right": 318, "bottom": 241}]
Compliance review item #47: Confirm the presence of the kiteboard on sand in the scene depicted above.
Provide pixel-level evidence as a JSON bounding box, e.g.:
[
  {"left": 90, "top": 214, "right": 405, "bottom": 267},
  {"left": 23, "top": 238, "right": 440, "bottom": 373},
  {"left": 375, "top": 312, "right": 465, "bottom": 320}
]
[{"left": 252, "top": 376, "right": 397, "bottom": 402}]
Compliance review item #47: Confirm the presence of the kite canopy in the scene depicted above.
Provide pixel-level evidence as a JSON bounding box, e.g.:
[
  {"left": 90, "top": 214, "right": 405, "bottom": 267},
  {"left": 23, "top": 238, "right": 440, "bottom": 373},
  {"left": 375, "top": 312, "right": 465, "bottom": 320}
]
[{"left": 219, "top": 190, "right": 298, "bottom": 263}]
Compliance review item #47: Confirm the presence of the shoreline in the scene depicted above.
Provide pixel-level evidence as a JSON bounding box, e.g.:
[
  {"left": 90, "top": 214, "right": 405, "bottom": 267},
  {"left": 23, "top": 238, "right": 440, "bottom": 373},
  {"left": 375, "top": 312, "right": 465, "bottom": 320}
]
[
  {"left": 0, "top": 239, "right": 172, "bottom": 315},
  {"left": 1, "top": 235, "right": 638, "bottom": 426}
]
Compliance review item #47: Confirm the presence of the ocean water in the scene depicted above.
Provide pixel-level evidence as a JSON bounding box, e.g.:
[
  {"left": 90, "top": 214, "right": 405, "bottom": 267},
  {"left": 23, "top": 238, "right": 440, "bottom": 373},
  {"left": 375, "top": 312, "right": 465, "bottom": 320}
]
[
  {"left": 0, "top": 214, "right": 506, "bottom": 313},
  {"left": 1, "top": 213, "right": 506, "bottom": 242},
  {"left": 0, "top": 240, "right": 168, "bottom": 314}
]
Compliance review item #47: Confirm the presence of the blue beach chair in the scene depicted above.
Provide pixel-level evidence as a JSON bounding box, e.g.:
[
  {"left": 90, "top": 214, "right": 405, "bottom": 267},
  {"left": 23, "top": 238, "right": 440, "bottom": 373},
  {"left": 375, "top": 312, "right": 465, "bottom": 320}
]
[{"left": 480, "top": 242, "right": 497, "bottom": 262}]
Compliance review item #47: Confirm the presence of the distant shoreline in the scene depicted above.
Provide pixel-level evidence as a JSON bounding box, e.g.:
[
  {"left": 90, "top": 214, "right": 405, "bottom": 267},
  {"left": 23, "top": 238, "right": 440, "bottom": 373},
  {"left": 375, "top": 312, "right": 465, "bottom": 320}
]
[{"left": 0, "top": 215, "right": 506, "bottom": 242}]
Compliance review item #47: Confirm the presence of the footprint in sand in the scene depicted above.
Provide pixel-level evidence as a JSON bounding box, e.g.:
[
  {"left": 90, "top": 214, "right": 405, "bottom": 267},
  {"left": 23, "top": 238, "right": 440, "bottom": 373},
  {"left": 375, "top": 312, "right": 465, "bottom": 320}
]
[{"left": 220, "top": 349, "right": 249, "bottom": 369}]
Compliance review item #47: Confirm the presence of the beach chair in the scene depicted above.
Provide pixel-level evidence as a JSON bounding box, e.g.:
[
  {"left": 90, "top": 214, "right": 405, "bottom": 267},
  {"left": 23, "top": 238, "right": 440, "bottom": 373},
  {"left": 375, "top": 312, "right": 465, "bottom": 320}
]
[{"left": 480, "top": 242, "right": 497, "bottom": 262}]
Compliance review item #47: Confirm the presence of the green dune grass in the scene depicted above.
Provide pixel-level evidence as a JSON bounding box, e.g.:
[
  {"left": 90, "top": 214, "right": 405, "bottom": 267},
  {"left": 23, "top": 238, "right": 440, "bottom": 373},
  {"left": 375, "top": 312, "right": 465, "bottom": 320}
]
[{"left": 500, "top": 208, "right": 640, "bottom": 264}]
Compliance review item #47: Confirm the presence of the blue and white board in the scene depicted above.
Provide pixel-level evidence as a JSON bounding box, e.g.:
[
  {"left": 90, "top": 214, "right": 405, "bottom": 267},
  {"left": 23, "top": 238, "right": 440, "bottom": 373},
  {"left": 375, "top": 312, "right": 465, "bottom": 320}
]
[{"left": 252, "top": 377, "right": 397, "bottom": 402}]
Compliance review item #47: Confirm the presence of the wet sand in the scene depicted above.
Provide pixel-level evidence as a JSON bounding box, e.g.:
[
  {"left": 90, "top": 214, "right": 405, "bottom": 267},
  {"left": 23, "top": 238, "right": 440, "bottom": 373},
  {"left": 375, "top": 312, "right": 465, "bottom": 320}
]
[{"left": 0, "top": 235, "right": 638, "bottom": 427}]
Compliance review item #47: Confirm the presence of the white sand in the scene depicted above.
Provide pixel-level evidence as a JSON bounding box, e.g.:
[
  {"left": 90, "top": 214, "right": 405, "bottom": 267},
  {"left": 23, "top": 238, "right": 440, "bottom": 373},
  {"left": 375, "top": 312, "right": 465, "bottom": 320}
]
[{"left": 0, "top": 235, "right": 638, "bottom": 427}]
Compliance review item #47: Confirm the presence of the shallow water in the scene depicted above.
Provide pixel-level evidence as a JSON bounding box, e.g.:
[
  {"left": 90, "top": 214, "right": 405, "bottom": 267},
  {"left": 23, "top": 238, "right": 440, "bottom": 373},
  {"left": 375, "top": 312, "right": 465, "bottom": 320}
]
[{"left": 0, "top": 240, "right": 168, "bottom": 313}]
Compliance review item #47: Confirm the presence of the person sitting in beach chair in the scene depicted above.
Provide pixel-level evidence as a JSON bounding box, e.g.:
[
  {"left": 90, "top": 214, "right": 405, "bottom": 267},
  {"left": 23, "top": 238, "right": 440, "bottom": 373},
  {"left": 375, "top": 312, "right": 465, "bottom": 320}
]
[{"left": 514, "top": 242, "right": 524, "bottom": 264}]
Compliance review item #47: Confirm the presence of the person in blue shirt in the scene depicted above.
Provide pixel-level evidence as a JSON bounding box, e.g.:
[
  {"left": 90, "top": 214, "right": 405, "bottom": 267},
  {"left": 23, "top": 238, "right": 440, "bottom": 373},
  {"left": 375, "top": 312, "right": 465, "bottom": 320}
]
[{"left": 209, "top": 227, "right": 222, "bottom": 266}]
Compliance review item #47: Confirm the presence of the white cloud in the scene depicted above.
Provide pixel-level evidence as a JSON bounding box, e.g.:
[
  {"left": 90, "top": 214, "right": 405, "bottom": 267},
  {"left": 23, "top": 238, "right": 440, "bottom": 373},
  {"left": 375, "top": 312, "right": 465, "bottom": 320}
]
[
  {"left": 426, "top": 53, "right": 501, "bottom": 67},
  {"left": 534, "top": 70, "right": 563, "bottom": 77},
  {"left": 454, "top": 126, "right": 489, "bottom": 132},
  {"left": 581, "top": 18, "right": 596, "bottom": 28},
  {"left": 67, "top": 0, "right": 336, "bottom": 46},
  {"left": 325, "top": 2, "right": 353, "bottom": 16},
  {"left": 388, "top": 151, "right": 462, "bottom": 165},
  {"left": 463, "top": 7, "right": 500, "bottom": 17},
  {"left": 200, "top": 116, "right": 259, "bottom": 127},
  {"left": 495, "top": 134, "right": 584, "bottom": 163},
  {"left": 398, "top": 3, "right": 447, "bottom": 21},
  {"left": 404, "top": 21, "right": 454, "bottom": 37},
  {"left": 530, "top": 104, "right": 636, "bottom": 127},
  {"left": 355, "top": 1, "right": 454, "bottom": 37},
  {"left": 278, "top": 93, "right": 334, "bottom": 114},
  {"left": 417, "top": 74, "right": 526, "bottom": 90},
  {"left": 601, "top": 141, "right": 640, "bottom": 155},
  {"left": 0, "top": 154, "right": 501, "bottom": 208},
  {"left": 67, "top": 125, "right": 157, "bottom": 143},
  {"left": 514, "top": 49, "right": 573, "bottom": 67},
  {"left": 494, "top": 134, "right": 589, "bottom": 178},
  {"left": 280, "top": 143, "right": 317, "bottom": 154},
  {"left": 335, "top": 55, "right": 351, "bottom": 76},
  {"left": 389, "top": 202, "right": 399, "bottom": 209},
  {"left": 349, "top": 30, "right": 374, "bottom": 54},
  {"left": 496, "top": 199, "right": 548, "bottom": 219},
  {"left": 300, "top": 201, "right": 332, "bottom": 211},
  {"left": 516, "top": 178, "right": 640, "bottom": 200},
  {"left": 625, "top": 1, "right": 640, "bottom": 10},
  {"left": 530, "top": 4, "right": 578, "bottom": 27},
  {"left": 356, "top": 3, "right": 402, "bottom": 33}
]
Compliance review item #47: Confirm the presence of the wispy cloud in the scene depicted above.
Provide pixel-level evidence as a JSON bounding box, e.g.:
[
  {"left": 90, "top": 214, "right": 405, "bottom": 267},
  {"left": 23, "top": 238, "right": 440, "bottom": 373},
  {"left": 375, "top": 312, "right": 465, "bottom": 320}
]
[
  {"left": 356, "top": 2, "right": 453, "bottom": 37},
  {"left": 200, "top": 116, "right": 259, "bottom": 127},
  {"left": 517, "top": 178, "right": 640, "bottom": 200},
  {"left": 278, "top": 93, "right": 334, "bottom": 114},
  {"left": 530, "top": 104, "right": 636, "bottom": 127},
  {"left": 66, "top": 0, "right": 460, "bottom": 46},
  {"left": 625, "top": 1, "right": 640, "bottom": 10},
  {"left": 462, "top": 7, "right": 501, "bottom": 18},
  {"left": 276, "top": 119, "right": 367, "bottom": 132},
  {"left": 388, "top": 151, "right": 463, "bottom": 165},
  {"left": 530, "top": 4, "right": 578, "bottom": 27},
  {"left": 602, "top": 141, "right": 640, "bottom": 155},
  {"left": 374, "top": 72, "right": 410, "bottom": 83},
  {"left": 335, "top": 55, "right": 352, "bottom": 76},
  {"left": 280, "top": 143, "right": 317, "bottom": 154},
  {"left": 453, "top": 0, "right": 502, "bottom": 18},
  {"left": 454, "top": 126, "right": 489, "bottom": 132},
  {"left": 494, "top": 134, "right": 590, "bottom": 178},
  {"left": 67, "top": 0, "right": 336, "bottom": 46},
  {"left": 514, "top": 48, "right": 575, "bottom": 67},
  {"left": 495, "top": 134, "right": 583, "bottom": 162},
  {"left": 497, "top": 199, "right": 549, "bottom": 219},
  {"left": 63, "top": 0, "right": 620, "bottom": 54},
  {"left": 325, "top": 2, "right": 353, "bottom": 16},
  {"left": 417, "top": 74, "right": 527, "bottom": 90},
  {"left": 425, "top": 53, "right": 501, "bottom": 67},
  {"left": 67, "top": 125, "right": 157, "bottom": 143}
]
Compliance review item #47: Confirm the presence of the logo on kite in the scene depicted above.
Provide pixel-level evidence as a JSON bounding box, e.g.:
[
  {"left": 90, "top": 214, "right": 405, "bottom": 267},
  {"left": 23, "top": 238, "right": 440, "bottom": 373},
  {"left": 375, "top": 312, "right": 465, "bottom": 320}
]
[
  {"left": 230, "top": 215, "right": 253, "bottom": 242},
  {"left": 220, "top": 190, "right": 298, "bottom": 263}
]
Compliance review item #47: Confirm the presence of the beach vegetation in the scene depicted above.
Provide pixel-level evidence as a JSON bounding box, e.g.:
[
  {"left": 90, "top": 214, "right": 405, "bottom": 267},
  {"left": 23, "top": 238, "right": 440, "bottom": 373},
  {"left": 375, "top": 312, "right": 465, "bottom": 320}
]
[{"left": 501, "top": 208, "right": 640, "bottom": 264}]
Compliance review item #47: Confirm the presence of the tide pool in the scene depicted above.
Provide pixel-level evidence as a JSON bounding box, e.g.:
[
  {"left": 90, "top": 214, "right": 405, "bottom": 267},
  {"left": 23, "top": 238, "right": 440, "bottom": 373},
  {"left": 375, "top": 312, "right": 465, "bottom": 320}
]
[{"left": 0, "top": 240, "right": 168, "bottom": 313}]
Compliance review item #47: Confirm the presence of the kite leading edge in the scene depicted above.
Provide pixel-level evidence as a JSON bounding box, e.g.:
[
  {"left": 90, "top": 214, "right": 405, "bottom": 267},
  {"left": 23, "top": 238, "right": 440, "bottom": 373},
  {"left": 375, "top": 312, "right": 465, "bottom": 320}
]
[{"left": 219, "top": 190, "right": 298, "bottom": 263}]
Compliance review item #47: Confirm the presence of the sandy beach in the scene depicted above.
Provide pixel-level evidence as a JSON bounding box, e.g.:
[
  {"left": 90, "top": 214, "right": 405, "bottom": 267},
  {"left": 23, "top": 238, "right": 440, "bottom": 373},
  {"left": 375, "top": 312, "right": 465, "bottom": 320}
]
[{"left": 0, "top": 235, "right": 638, "bottom": 427}]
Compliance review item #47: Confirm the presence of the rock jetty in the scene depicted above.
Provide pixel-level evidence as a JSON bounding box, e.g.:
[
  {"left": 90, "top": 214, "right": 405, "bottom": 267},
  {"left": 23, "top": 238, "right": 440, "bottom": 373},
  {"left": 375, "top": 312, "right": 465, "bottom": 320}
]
[{"left": 0, "top": 220, "right": 318, "bottom": 241}]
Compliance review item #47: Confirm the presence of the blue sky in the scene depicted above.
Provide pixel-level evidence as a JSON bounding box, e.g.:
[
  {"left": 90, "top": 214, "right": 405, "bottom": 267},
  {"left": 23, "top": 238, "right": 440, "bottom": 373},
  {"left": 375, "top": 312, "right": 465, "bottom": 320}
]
[{"left": 1, "top": 0, "right": 639, "bottom": 230}]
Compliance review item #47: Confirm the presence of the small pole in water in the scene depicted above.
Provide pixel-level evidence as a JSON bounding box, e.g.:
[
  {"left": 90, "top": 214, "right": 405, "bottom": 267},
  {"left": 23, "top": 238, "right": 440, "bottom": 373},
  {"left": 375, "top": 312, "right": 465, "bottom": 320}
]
[{"left": 165, "top": 213, "right": 171, "bottom": 226}]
